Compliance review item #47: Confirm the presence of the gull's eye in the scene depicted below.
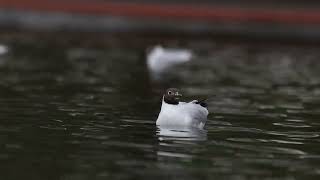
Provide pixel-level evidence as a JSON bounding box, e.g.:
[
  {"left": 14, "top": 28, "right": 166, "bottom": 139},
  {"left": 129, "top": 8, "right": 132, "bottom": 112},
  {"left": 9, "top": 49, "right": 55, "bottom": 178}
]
[{"left": 168, "top": 91, "right": 173, "bottom": 95}]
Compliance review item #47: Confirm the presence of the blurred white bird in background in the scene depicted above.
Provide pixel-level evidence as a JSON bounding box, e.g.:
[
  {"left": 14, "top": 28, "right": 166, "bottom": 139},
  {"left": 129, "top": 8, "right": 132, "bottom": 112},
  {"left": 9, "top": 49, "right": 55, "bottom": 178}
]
[
  {"left": 0, "top": 44, "right": 8, "bottom": 56},
  {"left": 146, "top": 45, "right": 192, "bottom": 76},
  {"left": 0, "top": 44, "right": 9, "bottom": 65}
]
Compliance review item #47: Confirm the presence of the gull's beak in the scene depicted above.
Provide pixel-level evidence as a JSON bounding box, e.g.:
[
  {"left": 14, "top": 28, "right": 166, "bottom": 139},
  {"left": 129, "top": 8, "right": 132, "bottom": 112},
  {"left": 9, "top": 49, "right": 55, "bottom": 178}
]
[{"left": 175, "top": 92, "right": 182, "bottom": 97}]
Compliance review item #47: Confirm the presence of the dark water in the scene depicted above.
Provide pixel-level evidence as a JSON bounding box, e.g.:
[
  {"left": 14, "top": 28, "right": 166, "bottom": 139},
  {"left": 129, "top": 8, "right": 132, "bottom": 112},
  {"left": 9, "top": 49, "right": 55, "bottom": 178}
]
[{"left": 0, "top": 34, "right": 320, "bottom": 180}]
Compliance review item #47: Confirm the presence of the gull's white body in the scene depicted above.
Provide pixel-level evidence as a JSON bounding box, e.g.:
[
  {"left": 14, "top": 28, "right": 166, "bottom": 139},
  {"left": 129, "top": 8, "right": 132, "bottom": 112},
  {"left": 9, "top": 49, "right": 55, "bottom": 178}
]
[
  {"left": 147, "top": 45, "right": 192, "bottom": 74},
  {"left": 156, "top": 98, "right": 208, "bottom": 129}
]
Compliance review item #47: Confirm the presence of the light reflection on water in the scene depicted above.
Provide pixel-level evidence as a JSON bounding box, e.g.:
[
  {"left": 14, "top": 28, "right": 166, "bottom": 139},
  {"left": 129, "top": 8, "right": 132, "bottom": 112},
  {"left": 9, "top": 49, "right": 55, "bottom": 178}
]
[{"left": 0, "top": 34, "right": 320, "bottom": 179}]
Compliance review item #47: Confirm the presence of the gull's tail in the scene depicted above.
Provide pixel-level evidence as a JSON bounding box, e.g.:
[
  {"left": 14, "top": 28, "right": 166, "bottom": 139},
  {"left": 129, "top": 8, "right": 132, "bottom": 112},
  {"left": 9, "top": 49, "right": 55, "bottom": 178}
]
[{"left": 195, "top": 98, "right": 208, "bottom": 108}]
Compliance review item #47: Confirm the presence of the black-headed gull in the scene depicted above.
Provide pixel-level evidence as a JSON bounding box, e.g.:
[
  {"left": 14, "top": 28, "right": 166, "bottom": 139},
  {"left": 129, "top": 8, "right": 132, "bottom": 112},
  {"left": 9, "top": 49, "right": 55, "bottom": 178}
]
[{"left": 156, "top": 88, "right": 208, "bottom": 129}]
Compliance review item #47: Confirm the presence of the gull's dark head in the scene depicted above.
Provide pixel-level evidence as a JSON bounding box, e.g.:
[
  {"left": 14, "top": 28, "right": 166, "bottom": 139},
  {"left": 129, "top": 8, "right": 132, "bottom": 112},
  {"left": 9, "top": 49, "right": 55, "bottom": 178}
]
[{"left": 163, "top": 88, "right": 182, "bottom": 105}]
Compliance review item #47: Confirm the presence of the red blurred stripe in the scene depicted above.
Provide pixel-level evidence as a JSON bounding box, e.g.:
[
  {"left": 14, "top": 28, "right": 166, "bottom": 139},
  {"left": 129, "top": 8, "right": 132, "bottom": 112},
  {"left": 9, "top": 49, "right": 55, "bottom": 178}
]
[{"left": 1, "top": 0, "right": 320, "bottom": 24}]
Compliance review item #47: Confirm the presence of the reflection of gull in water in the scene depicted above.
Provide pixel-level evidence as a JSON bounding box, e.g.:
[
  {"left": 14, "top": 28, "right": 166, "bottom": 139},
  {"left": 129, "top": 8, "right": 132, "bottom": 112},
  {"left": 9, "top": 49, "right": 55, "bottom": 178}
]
[
  {"left": 146, "top": 45, "right": 192, "bottom": 78},
  {"left": 156, "top": 126, "right": 207, "bottom": 161},
  {"left": 157, "top": 126, "right": 207, "bottom": 141}
]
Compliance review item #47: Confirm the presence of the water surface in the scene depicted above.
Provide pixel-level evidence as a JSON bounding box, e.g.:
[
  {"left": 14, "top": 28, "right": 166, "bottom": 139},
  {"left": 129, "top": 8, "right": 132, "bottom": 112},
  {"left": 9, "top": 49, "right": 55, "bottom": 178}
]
[{"left": 0, "top": 33, "right": 320, "bottom": 180}]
